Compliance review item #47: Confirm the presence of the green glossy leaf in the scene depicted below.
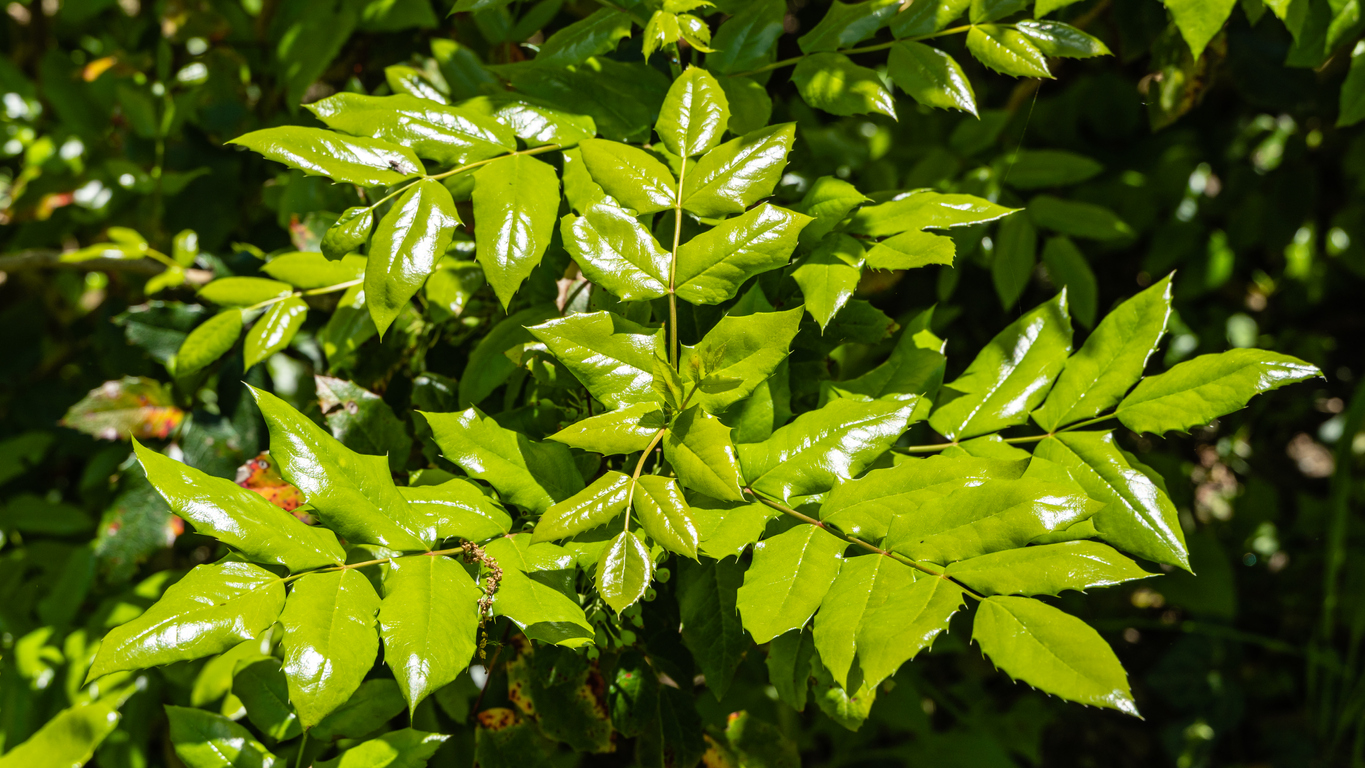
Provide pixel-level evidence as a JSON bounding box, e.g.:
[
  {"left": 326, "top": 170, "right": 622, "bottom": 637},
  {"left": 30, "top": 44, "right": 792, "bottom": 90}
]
[
  {"left": 929, "top": 292, "right": 1072, "bottom": 440},
  {"left": 864, "top": 230, "right": 955, "bottom": 270},
  {"left": 253, "top": 387, "right": 430, "bottom": 550},
  {"left": 312, "top": 679, "right": 407, "bottom": 741},
  {"left": 234, "top": 658, "right": 303, "bottom": 742},
  {"left": 1035, "top": 431, "right": 1190, "bottom": 569},
  {"left": 765, "top": 629, "right": 814, "bottom": 711},
  {"left": 794, "top": 176, "right": 869, "bottom": 246},
  {"left": 398, "top": 479, "right": 512, "bottom": 542},
  {"left": 280, "top": 569, "right": 381, "bottom": 728},
  {"left": 579, "top": 139, "right": 677, "bottom": 214},
  {"left": 264, "top": 251, "right": 365, "bottom": 290},
  {"left": 884, "top": 478, "right": 1100, "bottom": 564},
  {"left": 485, "top": 536, "right": 594, "bottom": 646},
  {"left": 677, "top": 557, "right": 747, "bottom": 699},
  {"left": 1027, "top": 195, "right": 1131, "bottom": 240},
  {"left": 812, "top": 555, "right": 904, "bottom": 688},
  {"left": 856, "top": 573, "right": 964, "bottom": 687},
  {"left": 831, "top": 318, "right": 947, "bottom": 403},
  {"left": 528, "top": 311, "right": 664, "bottom": 409},
  {"left": 736, "top": 524, "right": 845, "bottom": 643},
  {"left": 821, "top": 454, "right": 1024, "bottom": 540},
  {"left": 460, "top": 94, "right": 598, "bottom": 147},
  {"left": 506, "top": 58, "right": 669, "bottom": 142},
  {"left": 561, "top": 203, "right": 671, "bottom": 301},
  {"left": 422, "top": 407, "right": 585, "bottom": 513},
  {"left": 0, "top": 702, "right": 119, "bottom": 768},
  {"left": 307, "top": 93, "right": 516, "bottom": 167},
  {"left": 1163, "top": 0, "right": 1237, "bottom": 60},
  {"left": 316, "top": 375, "right": 412, "bottom": 473},
  {"left": 380, "top": 554, "right": 483, "bottom": 713},
  {"left": 229, "top": 127, "right": 422, "bottom": 186},
  {"left": 549, "top": 402, "right": 667, "bottom": 455},
  {"left": 680, "top": 123, "right": 796, "bottom": 218},
  {"left": 322, "top": 208, "right": 374, "bottom": 261},
  {"left": 174, "top": 310, "right": 242, "bottom": 376},
  {"left": 317, "top": 729, "right": 449, "bottom": 768},
  {"left": 165, "top": 706, "right": 276, "bottom": 768},
  {"left": 199, "top": 277, "right": 293, "bottom": 307},
  {"left": 134, "top": 441, "right": 344, "bottom": 571},
  {"left": 533, "top": 471, "right": 632, "bottom": 542},
  {"left": 966, "top": 25, "right": 1051, "bottom": 78},
  {"left": 679, "top": 307, "right": 803, "bottom": 413},
  {"left": 810, "top": 658, "right": 877, "bottom": 731},
  {"left": 533, "top": 7, "right": 632, "bottom": 65},
  {"left": 366, "top": 179, "right": 460, "bottom": 336},
  {"left": 665, "top": 406, "right": 746, "bottom": 502},
  {"left": 848, "top": 190, "right": 1016, "bottom": 237},
  {"left": 741, "top": 396, "right": 923, "bottom": 502},
  {"left": 386, "top": 65, "right": 447, "bottom": 103},
  {"left": 471, "top": 154, "right": 559, "bottom": 308},
  {"left": 597, "top": 530, "right": 653, "bottom": 613},
  {"left": 674, "top": 203, "right": 811, "bottom": 305},
  {"left": 973, "top": 596, "right": 1137, "bottom": 715},
  {"left": 1115, "top": 348, "right": 1321, "bottom": 435},
  {"left": 318, "top": 283, "right": 378, "bottom": 363},
  {"left": 634, "top": 475, "right": 699, "bottom": 558},
  {"left": 658, "top": 66, "right": 730, "bottom": 158},
  {"left": 887, "top": 41, "right": 977, "bottom": 115},
  {"left": 891, "top": 0, "right": 970, "bottom": 37},
  {"left": 1040, "top": 236, "right": 1098, "bottom": 328},
  {"left": 716, "top": 75, "right": 774, "bottom": 135},
  {"left": 1033, "top": 275, "right": 1172, "bottom": 432},
  {"left": 709, "top": 0, "right": 786, "bottom": 74},
  {"left": 799, "top": 0, "right": 900, "bottom": 52},
  {"left": 792, "top": 53, "right": 896, "bottom": 119},
  {"left": 1015, "top": 20, "right": 1111, "bottom": 58},
  {"left": 88, "top": 562, "right": 284, "bottom": 680},
  {"left": 945, "top": 540, "right": 1154, "bottom": 596},
  {"left": 792, "top": 233, "right": 866, "bottom": 330},
  {"left": 693, "top": 495, "right": 779, "bottom": 560},
  {"left": 992, "top": 211, "right": 1037, "bottom": 310},
  {"left": 245, "top": 296, "right": 307, "bottom": 369}
]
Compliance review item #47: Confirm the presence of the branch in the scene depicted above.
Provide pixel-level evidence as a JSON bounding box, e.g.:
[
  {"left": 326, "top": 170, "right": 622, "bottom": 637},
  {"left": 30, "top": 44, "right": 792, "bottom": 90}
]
[{"left": 0, "top": 249, "right": 213, "bottom": 285}]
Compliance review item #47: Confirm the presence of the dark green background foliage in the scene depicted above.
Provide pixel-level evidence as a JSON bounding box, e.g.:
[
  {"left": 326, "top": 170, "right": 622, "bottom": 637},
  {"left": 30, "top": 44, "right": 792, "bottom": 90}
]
[{"left": 1, "top": 0, "right": 1363, "bottom": 766}]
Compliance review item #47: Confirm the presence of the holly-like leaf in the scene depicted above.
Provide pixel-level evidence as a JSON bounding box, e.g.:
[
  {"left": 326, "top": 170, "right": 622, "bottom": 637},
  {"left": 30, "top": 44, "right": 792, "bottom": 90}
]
[
  {"left": 855, "top": 573, "right": 965, "bottom": 688},
  {"left": 945, "top": 540, "right": 1153, "bottom": 596},
  {"left": 280, "top": 569, "right": 381, "bottom": 728},
  {"left": 166, "top": 706, "right": 276, "bottom": 768},
  {"left": 422, "top": 407, "right": 585, "bottom": 513},
  {"left": 792, "top": 53, "right": 897, "bottom": 118},
  {"left": 681, "top": 124, "right": 796, "bottom": 218},
  {"left": 561, "top": 203, "right": 671, "bottom": 301},
  {"left": 679, "top": 307, "right": 803, "bottom": 413},
  {"left": 311, "top": 679, "right": 407, "bottom": 742},
  {"left": 831, "top": 317, "right": 947, "bottom": 403},
  {"left": 1115, "top": 349, "right": 1321, "bottom": 436},
  {"left": 798, "top": 0, "right": 900, "bottom": 52},
  {"left": 891, "top": 0, "right": 970, "bottom": 37},
  {"left": 633, "top": 475, "right": 699, "bottom": 558},
  {"left": 674, "top": 203, "right": 811, "bottom": 305},
  {"left": 317, "top": 729, "right": 450, "bottom": 768},
  {"left": 708, "top": 0, "right": 786, "bottom": 75},
  {"left": 316, "top": 375, "right": 412, "bottom": 472},
  {"left": 677, "top": 557, "right": 747, "bottom": 699},
  {"left": 533, "top": 471, "right": 632, "bottom": 542},
  {"left": 1035, "top": 431, "right": 1189, "bottom": 570},
  {"left": 174, "top": 310, "right": 243, "bottom": 377},
  {"left": 848, "top": 190, "right": 1016, "bottom": 237},
  {"left": 229, "top": 126, "right": 423, "bottom": 186},
  {"left": 322, "top": 207, "right": 374, "bottom": 260},
  {"left": 812, "top": 555, "right": 904, "bottom": 688},
  {"left": 1015, "top": 20, "right": 1111, "bottom": 58},
  {"left": 366, "top": 179, "right": 460, "bottom": 336},
  {"left": 884, "top": 478, "right": 1100, "bottom": 564},
  {"left": 579, "top": 139, "right": 677, "bottom": 214},
  {"left": 795, "top": 176, "right": 870, "bottom": 245},
  {"left": 1033, "top": 275, "right": 1172, "bottom": 432},
  {"left": 665, "top": 406, "right": 746, "bottom": 502},
  {"left": 736, "top": 524, "right": 845, "bottom": 643},
  {"left": 528, "top": 311, "right": 665, "bottom": 409},
  {"left": 199, "top": 277, "right": 294, "bottom": 307},
  {"left": 549, "top": 402, "right": 667, "bottom": 455},
  {"left": 792, "top": 233, "right": 866, "bottom": 330},
  {"left": 821, "top": 454, "right": 1024, "bottom": 541},
  {"left": 597, "top": 531, "right": 653, "bottom": 613},
  {"left": 740, "top": 396, "right": 922, "bottom": 502},
  {"left": 398, "top": 479, "right": 512, "bottom": 542},
  {"left": 379, "top": 554, "right": 483, "bottom": 713},
  {"left": 472, "top": 154, "right": 560, "bottom": 308},
  {"left": 887, "top": 41, "right": 977, "bottom": 115},
  {"left": 765, "top": 630, "right": 815, "bottom": 711},
  {"left": 307, "top": 93, "right": 516, "bottom": 166},
  {"left": 134, "top": 441, "right": 343, "bottom": 571},
  {"left": 245, "top": 296, "right": 307, "bottom": 369},
  {"left": 1040, "top": 236, "right": 1098, "bottom": 328},
  {"left": 88, "top": 562, "right": 284, "bottom": 680},
  {"left": 1162, "top": 0, "right": 1237, "bottom": 60},
  {"left": 533, "top": 7, "right": 633, "bottom": 66},
  {"left": 657, "top": 66, "right": 731, "bottom": 158},
  {"left": 485, "top": 536, "right": 594, "bottom": 647},
  {"left": 973, "top": 596, "right": 1137, "bottom": 715},
  {"left": 929, "top": 292, "right": 1072, "bottom": 440},
  {"left": 253, "top": 387, "right": 430, "bottom": 550},
  {"left": 965, "top": 25, "right": 1051, "bottom": 78},
  {"left": 61, "top": 377, "right": 184, "bottom": 441}
]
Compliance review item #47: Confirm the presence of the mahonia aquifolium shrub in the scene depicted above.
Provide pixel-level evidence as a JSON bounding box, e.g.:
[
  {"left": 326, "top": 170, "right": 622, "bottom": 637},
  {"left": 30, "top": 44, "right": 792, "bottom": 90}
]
[{"left": 61, "top": 1, "right": 1325, "bottom": 766}]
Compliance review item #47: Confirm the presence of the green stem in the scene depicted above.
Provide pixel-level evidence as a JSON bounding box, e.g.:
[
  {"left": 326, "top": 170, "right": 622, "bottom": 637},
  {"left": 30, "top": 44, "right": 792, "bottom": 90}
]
[
  {"left": 898, "top": 442, "right": 954, "bottom": 454},
  {"left": 242, "top": 278, "right": 364, "bottom": 314},
  {"left": 625, "top": 428, "right": 669, "bottom": 530},
  {"left": 747, "top": 488, "right": 984, "bottom": 600},
  {"left": 731, "top": 24, "right": 975, "bottom": 78},
  {"left": 296, "top": 732, "right": 308, "bottom": 768},
  {"left": 281, "top": 545, "right": 466, "bottom": 585},
  {"left": 667, "top": 155, "right": 687, "bottom": 369},
  {"left": 143, "top": 248, "right": 181, "bottom": 271},
  {"left": 1057, "top": 414, "right": 1115, "bottom": 432},
  {"left": 366, "top": 144, "right": 571, "bottom": 215},
  {"left": 1001, "top": 434, "right": 1049, "bottom": 445}
]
